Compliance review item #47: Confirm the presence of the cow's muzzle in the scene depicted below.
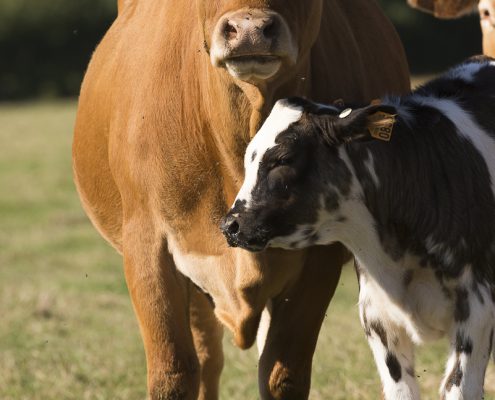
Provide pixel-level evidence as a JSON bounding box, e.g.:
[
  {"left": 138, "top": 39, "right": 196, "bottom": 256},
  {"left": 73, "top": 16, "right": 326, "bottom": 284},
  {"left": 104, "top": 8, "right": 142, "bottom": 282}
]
[
  {"left": 220, "top": 213, "right": 268, "bottom": 252},
  {"left": 210, "top": 8, "right": 298, "bottom": 81}
]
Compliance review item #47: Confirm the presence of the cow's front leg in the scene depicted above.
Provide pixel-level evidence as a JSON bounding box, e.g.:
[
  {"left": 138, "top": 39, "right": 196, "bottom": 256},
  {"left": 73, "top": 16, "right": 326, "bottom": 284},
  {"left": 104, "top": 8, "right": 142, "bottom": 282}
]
[
  {"left": 258, "top": 245, "right": 345, "bottom": 400},
  {"left": 440, "top": 283, "right": 493, "bottom": 400},
  {"left": 123, "top": 222, "right": 199, "bottom": 400},
  {"left": 358, "top": 271, "right": 420, "bottom": 400},
  {"left": 189, "top": 286, "right": 224, "bottom": 400}
]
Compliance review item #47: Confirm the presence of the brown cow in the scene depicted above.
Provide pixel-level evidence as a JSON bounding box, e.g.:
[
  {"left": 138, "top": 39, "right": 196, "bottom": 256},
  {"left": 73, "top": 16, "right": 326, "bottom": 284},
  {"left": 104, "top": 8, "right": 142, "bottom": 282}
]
[
  {"left": 409, "top": 0, "right": 495, "bottom": 58},
  {"left": 408, "top": 0, "right": 477, "bottom": 18},
  {"left": 73, "top": 1, "right": 409, "bottom": 399}
]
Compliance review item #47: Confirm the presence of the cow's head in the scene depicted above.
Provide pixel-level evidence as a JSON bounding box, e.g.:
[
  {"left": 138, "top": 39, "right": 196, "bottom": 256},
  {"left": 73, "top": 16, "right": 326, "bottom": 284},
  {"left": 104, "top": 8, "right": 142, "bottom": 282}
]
[
  {"left": 408, "top": 0, "right": 477, "bottom": 18},
  {"left": 199, "top": 0, "right": 323, "bottom": 83},
  {"left": 221, "top": 97, "right": 395, "bottom": 251}
]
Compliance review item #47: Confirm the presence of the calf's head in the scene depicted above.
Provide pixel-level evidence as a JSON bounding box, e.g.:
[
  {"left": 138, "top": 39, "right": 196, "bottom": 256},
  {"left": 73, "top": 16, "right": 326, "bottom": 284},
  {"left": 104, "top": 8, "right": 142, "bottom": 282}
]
[
  {"left": 221, "top": 98, "right": 396, "bottom": 251},
  {"left": 200, "top": 0, "right": 323, "bottom": 82}
]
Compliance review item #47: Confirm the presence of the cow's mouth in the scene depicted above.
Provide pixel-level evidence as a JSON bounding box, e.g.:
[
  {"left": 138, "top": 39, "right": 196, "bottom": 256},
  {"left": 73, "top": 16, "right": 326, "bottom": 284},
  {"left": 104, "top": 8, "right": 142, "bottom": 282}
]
[{"left": 223, "top": 55, "right": 282, "bottom": 81}]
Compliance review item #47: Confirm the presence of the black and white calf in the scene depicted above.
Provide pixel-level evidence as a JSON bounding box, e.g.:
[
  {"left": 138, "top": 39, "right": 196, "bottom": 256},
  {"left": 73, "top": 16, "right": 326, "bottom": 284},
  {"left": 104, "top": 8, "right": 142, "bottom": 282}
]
[{"left": 221, "top": 56, "right": 495, "bottom": 400}]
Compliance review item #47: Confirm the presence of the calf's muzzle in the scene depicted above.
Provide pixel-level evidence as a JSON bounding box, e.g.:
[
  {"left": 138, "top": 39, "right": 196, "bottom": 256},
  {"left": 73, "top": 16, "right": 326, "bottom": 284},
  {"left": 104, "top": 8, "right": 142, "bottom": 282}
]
[{"left": 221, "top": 212, "right": 268, "bottom": 252}]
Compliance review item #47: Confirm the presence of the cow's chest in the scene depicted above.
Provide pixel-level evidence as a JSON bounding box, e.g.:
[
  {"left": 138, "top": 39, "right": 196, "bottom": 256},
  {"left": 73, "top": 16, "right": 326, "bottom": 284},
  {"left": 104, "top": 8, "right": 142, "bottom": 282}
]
[{"left": 358, "top": 257, "right": 456, "bottom": 344}]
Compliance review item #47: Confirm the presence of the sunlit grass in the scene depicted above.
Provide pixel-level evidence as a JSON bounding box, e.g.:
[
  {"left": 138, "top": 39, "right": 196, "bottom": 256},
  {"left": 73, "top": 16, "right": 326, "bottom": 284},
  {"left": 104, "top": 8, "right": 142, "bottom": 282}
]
[{"left": 0, "top": 101, "right": 494, "bottom": 399}]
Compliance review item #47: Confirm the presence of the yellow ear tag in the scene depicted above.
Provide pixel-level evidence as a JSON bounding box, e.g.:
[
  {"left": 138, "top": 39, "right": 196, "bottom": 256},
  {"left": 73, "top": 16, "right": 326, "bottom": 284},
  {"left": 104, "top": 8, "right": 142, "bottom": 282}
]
[{"left": 367, "top": 111, "right": 396, "bottom": 142}]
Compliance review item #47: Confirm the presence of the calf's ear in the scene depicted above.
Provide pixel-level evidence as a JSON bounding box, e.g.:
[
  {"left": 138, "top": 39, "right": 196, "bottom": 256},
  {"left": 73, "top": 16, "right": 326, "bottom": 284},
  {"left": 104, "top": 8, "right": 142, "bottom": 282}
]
[{"left": 318, "top": 104, "right": 397, "bottom": 146}]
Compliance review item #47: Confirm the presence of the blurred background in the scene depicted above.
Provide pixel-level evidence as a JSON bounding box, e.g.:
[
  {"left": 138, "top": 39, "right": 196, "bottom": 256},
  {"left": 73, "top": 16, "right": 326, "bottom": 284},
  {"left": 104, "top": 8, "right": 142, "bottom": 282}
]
[
  {"left": 1, "top": 1, "right": 492, "bottom": 400},
  {"left": 0, "top": 0, "right": 482, "bottom": 101}
]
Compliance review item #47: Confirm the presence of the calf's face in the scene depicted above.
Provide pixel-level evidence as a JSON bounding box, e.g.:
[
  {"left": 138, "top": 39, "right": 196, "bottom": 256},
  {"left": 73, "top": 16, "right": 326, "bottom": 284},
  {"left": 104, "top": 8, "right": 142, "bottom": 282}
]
[
  {"left": 222, "top": 100, "right": 321, "bottom": 250},
  {"left": 221, "top": 98, "right": 397, "bottom": 251}
]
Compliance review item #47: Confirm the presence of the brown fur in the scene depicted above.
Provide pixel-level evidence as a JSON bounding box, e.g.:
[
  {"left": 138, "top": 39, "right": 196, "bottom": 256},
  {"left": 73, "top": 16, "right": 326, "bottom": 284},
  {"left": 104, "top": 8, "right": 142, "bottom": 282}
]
[
  {"left": 480, "top": 0, "right": 495, "bottom": 57},
  {"left": 73, "top": 1, "right": 409, "bottom": 399}
]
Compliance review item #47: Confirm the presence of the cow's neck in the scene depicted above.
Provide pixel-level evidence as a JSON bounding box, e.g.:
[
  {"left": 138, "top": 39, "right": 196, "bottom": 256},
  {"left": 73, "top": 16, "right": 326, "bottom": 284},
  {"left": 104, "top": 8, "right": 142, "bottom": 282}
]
[{"left": 195, "top": 50, "right": 312, "bottom": 202}]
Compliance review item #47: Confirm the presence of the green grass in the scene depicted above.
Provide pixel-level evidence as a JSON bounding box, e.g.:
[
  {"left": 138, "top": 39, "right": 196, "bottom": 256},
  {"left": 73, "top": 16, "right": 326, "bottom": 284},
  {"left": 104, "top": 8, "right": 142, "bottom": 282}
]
[{"left": 0, "top": 101, "right": 494, "bottom": 399}]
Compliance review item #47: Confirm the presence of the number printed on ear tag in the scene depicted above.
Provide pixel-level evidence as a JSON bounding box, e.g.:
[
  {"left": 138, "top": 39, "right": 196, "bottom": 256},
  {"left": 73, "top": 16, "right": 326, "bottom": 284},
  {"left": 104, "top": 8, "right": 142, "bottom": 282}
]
[{"left": 367, "top": 111, "right": 396, "bottom": 141}]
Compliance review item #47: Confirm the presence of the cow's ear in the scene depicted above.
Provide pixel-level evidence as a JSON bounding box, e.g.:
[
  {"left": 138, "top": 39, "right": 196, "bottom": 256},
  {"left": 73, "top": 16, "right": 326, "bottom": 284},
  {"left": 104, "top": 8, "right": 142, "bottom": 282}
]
[
  {"left": 316, "top": 104, "right": 398, "bottom": 146},
  {"left": 408, "top": 0, "right": 477, "bottom": 19}
]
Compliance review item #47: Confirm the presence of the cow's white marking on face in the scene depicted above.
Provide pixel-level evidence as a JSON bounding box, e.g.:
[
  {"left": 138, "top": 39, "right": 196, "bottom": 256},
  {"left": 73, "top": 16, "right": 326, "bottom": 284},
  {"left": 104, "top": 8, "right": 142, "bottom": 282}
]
[
  {"left": 410, "top": 95, "right": 495, "bottom": 196},
  {"left": 234, "top": 100, "right": 303, "bottom": 207}
]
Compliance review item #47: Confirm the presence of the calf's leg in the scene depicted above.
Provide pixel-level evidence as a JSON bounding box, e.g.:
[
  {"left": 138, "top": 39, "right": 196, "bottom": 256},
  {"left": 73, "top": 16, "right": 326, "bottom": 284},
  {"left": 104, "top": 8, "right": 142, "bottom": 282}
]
[
  {"left": 123, "top": 222, "right": 199, "bottom": 400},
  {"left": 440, "top": 283, "right": 494, "bottom": 400},
  {"left": 358, "top": 274, "right": 420, "bottom": 400},
  {"left": 189, "top": 287, "right": 224, "bottom": 400}
]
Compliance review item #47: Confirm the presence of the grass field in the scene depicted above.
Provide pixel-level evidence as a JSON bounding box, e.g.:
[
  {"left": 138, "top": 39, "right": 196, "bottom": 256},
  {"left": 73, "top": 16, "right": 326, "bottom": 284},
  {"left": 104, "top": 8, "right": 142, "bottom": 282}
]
[{"left": 1, "top": 101, "right": 494, "bottom": 399}]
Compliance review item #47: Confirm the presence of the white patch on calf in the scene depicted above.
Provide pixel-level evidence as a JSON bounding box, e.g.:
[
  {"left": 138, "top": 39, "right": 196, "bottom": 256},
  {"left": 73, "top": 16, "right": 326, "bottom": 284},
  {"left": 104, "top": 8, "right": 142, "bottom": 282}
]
[
  {"left": 235, "top": 100, "right": 303, "bottom": 207},
  {"left": 364, "top": 149, "right": 380, "bottom": 187},
  {"left": 425, "top": 235, "right": 455, "bottom": 267}
]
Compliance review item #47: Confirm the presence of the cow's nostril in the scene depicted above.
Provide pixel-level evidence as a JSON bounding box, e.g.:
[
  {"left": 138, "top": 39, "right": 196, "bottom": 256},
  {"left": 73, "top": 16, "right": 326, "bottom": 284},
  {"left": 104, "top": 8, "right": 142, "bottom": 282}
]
[
  {"left": 227, "top": 220, "right": 240, "bottom": 235},
  {"left": 481, "top": 8, "right": 491, "bottom": 18},
  {"left": 225, "top": 22, "right": 238, "bottom": 40}
]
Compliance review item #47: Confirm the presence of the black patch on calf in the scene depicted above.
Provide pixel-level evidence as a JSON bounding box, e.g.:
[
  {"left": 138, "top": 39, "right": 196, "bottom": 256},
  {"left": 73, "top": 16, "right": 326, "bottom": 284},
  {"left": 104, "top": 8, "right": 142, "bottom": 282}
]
[
  {"left": 251, "top": 151, "right": 257, "bottom": 162},
  {"left": 324, "top": 190, "right": 340, "bottom": 211},
  {"left": 342, "top": 60, "right": 495, "bottom": 284},
  {"left": 489, "top": 329, "right": 494, "bottom": 356},
  {"left": 385, "top": 353, "right": 402, "bottom": 382},
  {"left": 370, "top": 321, "right": 388, "bottom": 347},
  {"left": 233, "top": 121, "right": 353, "bottom": 248},
  {"left": 471, "top": 281, "right": 485, "bottom": 305},
  {"left": 403, "top": 270, "right": 414, "bottom": 287},
  {"left": 445, "top": 358, "right": 463, "bottom": 391},
  {"left": 455, "top": 331, "right": 473, "bottom": 355},
  {"left": 454, "top": 288, "right": 470, "bottom": 322}
]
